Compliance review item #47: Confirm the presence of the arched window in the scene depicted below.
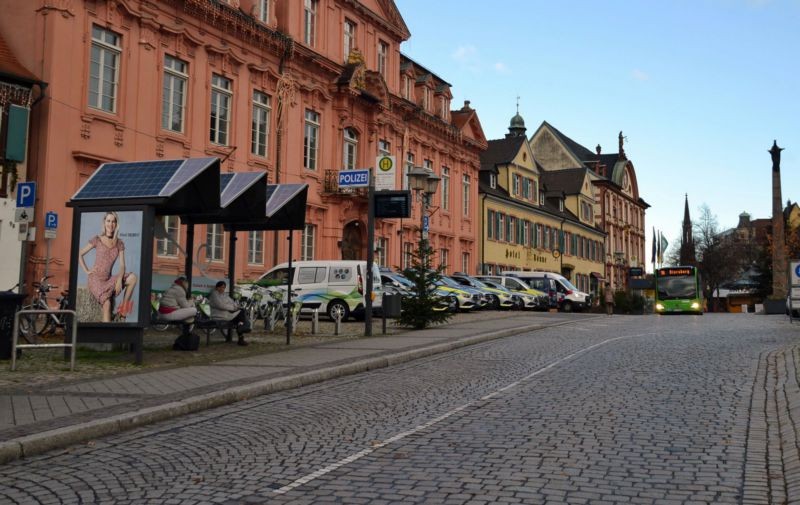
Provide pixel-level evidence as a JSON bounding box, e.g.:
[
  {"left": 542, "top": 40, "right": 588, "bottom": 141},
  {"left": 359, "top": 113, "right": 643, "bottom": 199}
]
[{"left": 343, "top": 128, "right": 358, "bottom": 170}]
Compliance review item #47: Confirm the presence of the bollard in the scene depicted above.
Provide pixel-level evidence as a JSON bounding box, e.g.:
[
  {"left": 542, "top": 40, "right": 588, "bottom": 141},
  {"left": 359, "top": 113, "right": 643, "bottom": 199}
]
[
  {"left": 311, "top": 308, "right": 319, "bottom": 334},
  {"left": 334, "top": 312, "right": 341, "bottom": 336},
  {"left": 382, "top": 311, "right": 387, "bottom": 335}
]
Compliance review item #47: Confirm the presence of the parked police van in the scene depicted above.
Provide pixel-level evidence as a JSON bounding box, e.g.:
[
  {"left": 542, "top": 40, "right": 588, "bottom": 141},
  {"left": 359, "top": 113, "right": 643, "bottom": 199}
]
[
  {"left": 255, "top": 260, "right": 383, "bottom": 321},
  {"left": 502, "top": 270, "right": 591, "bottom": 312}
]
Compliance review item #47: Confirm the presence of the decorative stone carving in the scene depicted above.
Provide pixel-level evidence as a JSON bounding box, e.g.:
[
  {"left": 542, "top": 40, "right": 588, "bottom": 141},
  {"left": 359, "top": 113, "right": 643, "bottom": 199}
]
[
  {"left": 114, "top": 124, "right": 124, "bottom": 147},
  {"left": 80, "top": 116, "right": 92, "bottom": 139}
]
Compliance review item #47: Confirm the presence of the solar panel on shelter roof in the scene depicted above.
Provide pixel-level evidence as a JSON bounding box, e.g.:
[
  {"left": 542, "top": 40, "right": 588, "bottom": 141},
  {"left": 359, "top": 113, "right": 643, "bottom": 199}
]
[
  {"left": 220, "top": 172, "right": 265, "bottom": 208},
  {"left": 72, "top": 158, "right": 218, "bottom": 201},
  {"left": 265, "top": 184, "right": 306, "bottom": 217}
]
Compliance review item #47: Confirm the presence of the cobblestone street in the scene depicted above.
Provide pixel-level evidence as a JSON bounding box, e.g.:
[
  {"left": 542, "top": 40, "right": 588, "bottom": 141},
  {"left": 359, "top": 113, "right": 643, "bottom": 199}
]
[{"left": 1, "top": 314, "right": 799, "bottom": 504}]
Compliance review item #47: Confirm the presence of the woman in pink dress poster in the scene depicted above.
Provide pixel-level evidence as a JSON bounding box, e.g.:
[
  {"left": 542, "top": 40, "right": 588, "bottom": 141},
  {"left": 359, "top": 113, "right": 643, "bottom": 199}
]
[{"left": 78, "top": 211, "right": 139, "bottom": 322}]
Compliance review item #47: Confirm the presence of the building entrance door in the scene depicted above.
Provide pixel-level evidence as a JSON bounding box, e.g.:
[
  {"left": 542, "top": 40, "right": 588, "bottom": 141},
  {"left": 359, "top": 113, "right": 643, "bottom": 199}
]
[{"left": 341, "top": 221, "right": 363, "bottom": 260}]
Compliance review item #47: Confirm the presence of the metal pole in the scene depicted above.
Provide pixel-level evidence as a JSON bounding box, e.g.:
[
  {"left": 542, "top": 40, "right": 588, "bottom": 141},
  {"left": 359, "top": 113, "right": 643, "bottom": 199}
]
[
  {"left": 44, "top": 238, "right": 51, "bottom": 279},
  {"left": 185, "top": 223, "right": 195, "bottom": 292},
  {"left": 228, "top": 231, "right": 236, "bottom": 298},
  {"left": 286, "top": 231, "right": 293, "bottom": 345},
  {"left": 365, "top": 169, "right": 374, "bottom": 337}
]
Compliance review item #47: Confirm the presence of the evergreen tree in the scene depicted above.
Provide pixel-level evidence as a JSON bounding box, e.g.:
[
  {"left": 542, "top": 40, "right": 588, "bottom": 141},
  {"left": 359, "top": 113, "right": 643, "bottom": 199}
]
[{"left": 397, "top": 239, "right": 453, "bottom": 329}]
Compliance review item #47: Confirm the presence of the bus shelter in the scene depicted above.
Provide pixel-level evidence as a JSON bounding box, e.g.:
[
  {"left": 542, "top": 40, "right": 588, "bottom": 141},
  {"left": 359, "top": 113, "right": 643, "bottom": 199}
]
[
  {"left": 67, "top": 158, "right": 222, "bottom": 363},
  {"left": 68, "top": 157, "right": 308, "bottom": 363}
]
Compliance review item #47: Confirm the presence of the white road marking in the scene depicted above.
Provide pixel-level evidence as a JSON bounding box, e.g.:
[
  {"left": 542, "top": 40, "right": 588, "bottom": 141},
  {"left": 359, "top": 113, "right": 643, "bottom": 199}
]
[{"left": 272, "top": 332, "right": 650, "bottom": 495}]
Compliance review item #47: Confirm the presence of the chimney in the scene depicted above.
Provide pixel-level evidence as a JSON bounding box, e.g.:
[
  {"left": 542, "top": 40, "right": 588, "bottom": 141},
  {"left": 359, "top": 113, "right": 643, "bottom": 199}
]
[{"left": 461, "top": 100, "right": 472, "bottom": 111}]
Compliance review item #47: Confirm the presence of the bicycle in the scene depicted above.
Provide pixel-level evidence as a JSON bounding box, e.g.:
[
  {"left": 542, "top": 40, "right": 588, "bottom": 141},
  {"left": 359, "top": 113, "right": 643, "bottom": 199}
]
[
  {"left": 19, "top": 275, "right": 70, "bottom": 341},
  {"left": 261, "top": 288, "right": 301, "bottom": 332}
]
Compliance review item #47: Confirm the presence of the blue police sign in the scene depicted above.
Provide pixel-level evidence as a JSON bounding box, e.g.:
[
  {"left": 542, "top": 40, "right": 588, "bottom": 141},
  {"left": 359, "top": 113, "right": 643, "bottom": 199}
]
[
  {"left": 338, "top": 169, "right": 370, "bottom": 188},
  {"left": 45, "top": 211, "right": 58, "bottom": 230},
  {"left": 16, "top": 181, "right": 36, "bottom": 208}
]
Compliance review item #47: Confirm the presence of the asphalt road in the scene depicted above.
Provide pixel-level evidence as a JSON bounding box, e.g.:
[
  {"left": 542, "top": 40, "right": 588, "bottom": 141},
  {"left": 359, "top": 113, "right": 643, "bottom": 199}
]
[{"left": 1, "top": 314, "right": 797, "bottom": 504}]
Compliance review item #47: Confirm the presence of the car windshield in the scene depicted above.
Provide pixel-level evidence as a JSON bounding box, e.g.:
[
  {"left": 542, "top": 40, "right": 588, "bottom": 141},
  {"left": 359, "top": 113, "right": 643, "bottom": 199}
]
[
  {"left": 388, "top": 274, "right": 414, "bottom": 288},
  {"left": 658, "top": 275, "right": 697, "bottom": 300},
  {"left": 561, "top": 278, "right": 579, "bottom": 291},
  {"left": 440, "top": 276, "right": 463, "bottom": 288}
]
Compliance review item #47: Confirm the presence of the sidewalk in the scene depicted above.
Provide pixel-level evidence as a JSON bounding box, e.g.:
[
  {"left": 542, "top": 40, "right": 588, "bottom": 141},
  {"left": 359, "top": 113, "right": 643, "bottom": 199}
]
[{"left": 0, "top": 311, "right": 587, "bottom": 464}]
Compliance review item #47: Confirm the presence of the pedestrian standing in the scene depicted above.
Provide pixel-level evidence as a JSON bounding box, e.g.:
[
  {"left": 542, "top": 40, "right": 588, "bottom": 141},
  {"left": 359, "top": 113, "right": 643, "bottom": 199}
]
[{"left": 604, "top": 282, "right": 614, "bottom": 316}]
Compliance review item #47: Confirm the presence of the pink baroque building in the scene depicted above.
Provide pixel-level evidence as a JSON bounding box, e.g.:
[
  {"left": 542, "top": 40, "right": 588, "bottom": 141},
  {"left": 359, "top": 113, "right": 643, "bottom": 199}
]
[{"left": 2, "top": 0, "right": 487, "bottom": 291}]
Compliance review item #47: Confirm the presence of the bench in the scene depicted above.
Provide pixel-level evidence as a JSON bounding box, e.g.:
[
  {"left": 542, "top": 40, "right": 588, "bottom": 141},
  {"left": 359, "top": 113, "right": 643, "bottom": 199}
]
[
  {"left": 151, "top": 313, "right": 237, "bottom": 347},
  {"left": 194, "top": 317, "right": 238, "bottom": 346}
]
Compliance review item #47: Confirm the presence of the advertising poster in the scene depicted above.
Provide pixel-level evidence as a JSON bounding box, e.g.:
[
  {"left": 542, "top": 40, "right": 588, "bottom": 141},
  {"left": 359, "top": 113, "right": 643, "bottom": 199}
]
[{"left": 75, "top": 210, "right": 143, "bottom": 323}]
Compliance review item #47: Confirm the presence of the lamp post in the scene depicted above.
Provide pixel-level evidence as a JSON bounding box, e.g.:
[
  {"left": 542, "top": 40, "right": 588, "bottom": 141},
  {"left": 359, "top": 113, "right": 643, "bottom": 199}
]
[{"left": 407, "top": 166, "right": 440, "bottom": 269}]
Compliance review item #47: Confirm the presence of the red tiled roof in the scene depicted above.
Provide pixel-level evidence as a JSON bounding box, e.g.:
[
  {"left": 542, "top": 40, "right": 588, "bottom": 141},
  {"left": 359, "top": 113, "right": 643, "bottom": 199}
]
[{"left": 0, "top": 30, "right": 38, "bottom": 83}]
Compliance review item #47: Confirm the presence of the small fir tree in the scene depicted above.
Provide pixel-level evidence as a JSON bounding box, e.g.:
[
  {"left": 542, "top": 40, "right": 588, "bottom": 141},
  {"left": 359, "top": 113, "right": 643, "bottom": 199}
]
[{"left": 397, "top": 239, "right": 453, "bottom": 329}]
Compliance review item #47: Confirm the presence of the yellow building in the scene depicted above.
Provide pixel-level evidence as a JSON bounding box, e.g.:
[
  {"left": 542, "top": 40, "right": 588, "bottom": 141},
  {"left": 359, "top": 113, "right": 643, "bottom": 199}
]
[{"left": 479, "top": 114, "right": 606, "bottom": 297}]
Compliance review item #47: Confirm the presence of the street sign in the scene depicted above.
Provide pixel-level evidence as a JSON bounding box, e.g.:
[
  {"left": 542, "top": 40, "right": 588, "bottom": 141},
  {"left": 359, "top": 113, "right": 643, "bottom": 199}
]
[
  {"left": 16, "top": 181, "right": 36, "bottom": 208},
  {"left": 45, "top": 211, "right": 58, "bottom": 229},
  {"left": 44, "top": 228, "right": 56, "bottom": 239},
  {"left": 14, "top": 207, "right": 33, "bottom": 223},
  {"left": 375, "top": 155, "right": 396, "bottom": 191},
  {"left": 18, "top": 224, "right": 35, "bottom": 242},
  {"left": 338, "top": 169, "right": 370, "bottom": 188},
  {"left": 422, "top": 215, "right": 429, "bottom": 232},
  {"left": 374, "top": 191, "right": 410, "bottom": 218}
]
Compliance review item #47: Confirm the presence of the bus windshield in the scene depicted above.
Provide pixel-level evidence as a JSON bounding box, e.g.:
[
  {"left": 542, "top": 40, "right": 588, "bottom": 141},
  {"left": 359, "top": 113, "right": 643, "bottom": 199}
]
[{"left": 657, "top": 275, "right": 697, "bottom": 300}]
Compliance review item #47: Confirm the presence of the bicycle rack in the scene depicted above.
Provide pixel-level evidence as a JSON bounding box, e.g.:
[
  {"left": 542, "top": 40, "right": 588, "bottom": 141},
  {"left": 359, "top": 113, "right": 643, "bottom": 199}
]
[{"left": 11, "top": 309, "right": 78, "bottom": 371}]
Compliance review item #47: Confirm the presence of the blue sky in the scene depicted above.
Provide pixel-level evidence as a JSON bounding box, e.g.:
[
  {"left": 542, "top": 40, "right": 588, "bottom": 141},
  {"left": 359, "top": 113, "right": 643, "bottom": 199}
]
[{"left": 396, "top": 0, "right": 800, "bottom": 269}]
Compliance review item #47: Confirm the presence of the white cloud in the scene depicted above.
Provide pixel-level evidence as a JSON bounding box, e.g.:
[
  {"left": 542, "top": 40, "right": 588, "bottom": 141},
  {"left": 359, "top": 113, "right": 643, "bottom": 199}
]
[
  {"left": 494, "top": 62, "right": 510, "bottom": 74},
  {"left": 632, "top": 69, "right": 650, "bottom": 81},
  {"left": 451, "top": 45, "right": 481, "bottom": 72}
]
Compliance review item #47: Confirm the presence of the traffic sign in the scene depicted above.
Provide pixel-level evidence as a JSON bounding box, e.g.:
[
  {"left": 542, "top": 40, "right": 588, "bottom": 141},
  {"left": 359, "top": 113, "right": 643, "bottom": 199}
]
[
  {"left": 338, "top": 169, "right": 370, "bottom": 188},
  {"left": 422, "top": 215, "right": 429, "bottom": 232},
  {"left": 16, "top": 181, "right": 36, "bottom": 208},
  {"left": 45, "top": 211, "right": 58, "bottom": 229},
  {"left": 375, "top": 155, "right": 396, "bottom": 191},
  {"left": 14, "top": 207, "right": 33, "bottom": 223},
  {"left": 44, "top": 228, "right": 56, "bottom": 239}
]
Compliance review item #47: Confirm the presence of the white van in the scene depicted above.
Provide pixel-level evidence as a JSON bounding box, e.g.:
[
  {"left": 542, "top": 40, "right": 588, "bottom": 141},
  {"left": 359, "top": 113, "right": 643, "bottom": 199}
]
[
  {"left": 502, "top": 270, "right": 591, "bottom": 312},
  {"left": 255, "top": 260, "right": 383, "bottom": 321}
]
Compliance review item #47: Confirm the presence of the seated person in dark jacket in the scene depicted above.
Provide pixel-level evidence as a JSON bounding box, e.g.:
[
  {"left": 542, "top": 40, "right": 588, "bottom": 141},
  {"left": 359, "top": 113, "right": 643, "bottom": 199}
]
[{"left": 208, "top": 281, "right": 251, "bottom": 346}]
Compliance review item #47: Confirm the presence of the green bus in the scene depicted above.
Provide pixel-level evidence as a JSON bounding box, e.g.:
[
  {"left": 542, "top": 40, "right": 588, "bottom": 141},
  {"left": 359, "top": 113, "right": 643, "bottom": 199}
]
[{"left": 655, "top": 266, "right": 704, "bottom": 315}]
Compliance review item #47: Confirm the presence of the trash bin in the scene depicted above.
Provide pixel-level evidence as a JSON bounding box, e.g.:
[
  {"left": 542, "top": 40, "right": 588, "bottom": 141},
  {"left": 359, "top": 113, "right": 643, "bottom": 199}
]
[
  {"left": 382, "top": 293, "right": 402, "bottom": 319},
  {"left": 0, "top": 293, "right": 26, "bottom": 360}
]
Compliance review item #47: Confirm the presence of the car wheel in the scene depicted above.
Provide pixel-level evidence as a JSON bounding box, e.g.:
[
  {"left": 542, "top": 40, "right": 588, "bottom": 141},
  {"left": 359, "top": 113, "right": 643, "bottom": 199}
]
[
  {"left": 448, "top": 296, "right": 459, "bottom": 313},
  {"left": 562, "top": 301, "right": 573, "bottom": 313},
  {"left": 327, "top": 300, "right": 350, "bottom": 322},
  {"left": 490, "top": 295, "right": 501, "bottom": 310}
]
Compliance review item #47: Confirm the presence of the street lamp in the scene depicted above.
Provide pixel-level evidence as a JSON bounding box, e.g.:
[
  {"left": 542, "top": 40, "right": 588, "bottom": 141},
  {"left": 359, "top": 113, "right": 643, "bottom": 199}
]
[{"left": 407, "top": 166, "right": 440, "bottom": 268}]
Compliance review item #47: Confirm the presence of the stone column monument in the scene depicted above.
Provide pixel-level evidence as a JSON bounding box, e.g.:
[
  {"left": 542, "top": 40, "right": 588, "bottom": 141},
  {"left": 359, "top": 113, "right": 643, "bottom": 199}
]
[{"left": 770, "top": 140, "right": 787, "bottom": 299}]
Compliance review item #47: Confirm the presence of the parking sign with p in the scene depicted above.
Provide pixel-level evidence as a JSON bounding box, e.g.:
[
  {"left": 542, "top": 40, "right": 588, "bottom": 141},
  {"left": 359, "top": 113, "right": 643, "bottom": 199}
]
[{"left": 16, "top": 181, "right": 36, "bottom": 208}]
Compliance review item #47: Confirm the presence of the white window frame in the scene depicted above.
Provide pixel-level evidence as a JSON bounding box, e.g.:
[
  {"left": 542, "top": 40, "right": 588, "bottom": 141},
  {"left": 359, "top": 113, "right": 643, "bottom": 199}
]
[
  {"left": 378, "top": 139, "right": 390, "bottom": 157},
  {"left": 344, "top": 19, "right": 356, "bottom": 61},
  {"left": 378, "top": 40, "right": 388, "bottom": 77},
  {"left": 376, "top": 237, "right": 388, "bottom": 267},
  {"left": 489, "top": 173, "right": 497, "bottom": 189},
  {"left": 462, "top": 174, "right": 470, "bottom": 217},
  {"left": 206, "top": 223, "right": 224, "bottom": 262},
  {"left": 304, "top": 109, "right": 320, "bottom": 170},
  {"left": 512, "top": 174, "right": 520, "bottom": 196},
  {"left": 343, "top": 127, "right": 358, "bottom": 170},
  {"left": 403, "top": 242, "right": 413, "bottom": 270},
  {"left": 441, "top": 167, "right": 450, "bottom": 211},
  {"left": 210, "top": 74, "right": 232, "bottom": 146},
  {"left": 439, "top": 248, "right": 449, "bottom": 273},
  {"left": 301, "top": 224, "right": 315, "bottom": 261},
  {"left": 89, "top": 25, "right": 121, "bottom": 113},
  {"left": 257, "top": 0, "right": 269, "bottom": 23},
  {"left": 248, "top": 230, "right": 264, "bottom": 265},
  {"left": 162, "top": 55, "right": 187, "bottom": 133},
  {"left": 461, "top": 252, "right": 470, "bottom": 274},
  {"left": 404, "top": 152, "right": 414, "bottom": 190},
  {"left": 303, "top": 0, "right": 317, "bottom": 46},
  {"left": 156, "top": 216, "right": 180, "bottom": 257},
  {"left": 251, "top": 91, "right": 271, "bottom": 157}
]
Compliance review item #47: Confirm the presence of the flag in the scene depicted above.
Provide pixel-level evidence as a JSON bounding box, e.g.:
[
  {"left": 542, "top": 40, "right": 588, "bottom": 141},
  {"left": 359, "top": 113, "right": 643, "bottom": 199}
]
[
  {"left": 657, "top": 231, "right": 662, "bottom": 264},
  {"left": 651, "top": 227, "right": 656, "bottom": 264},
  {"left": 660, "top": 233, "right": 669, "bottom": 264}
]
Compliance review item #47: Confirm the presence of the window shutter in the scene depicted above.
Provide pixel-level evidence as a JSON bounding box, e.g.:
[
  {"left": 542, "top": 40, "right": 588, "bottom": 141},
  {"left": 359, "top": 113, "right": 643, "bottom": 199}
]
[{"left": 6, "top": 105, "right": 30, "bottom": 162}]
